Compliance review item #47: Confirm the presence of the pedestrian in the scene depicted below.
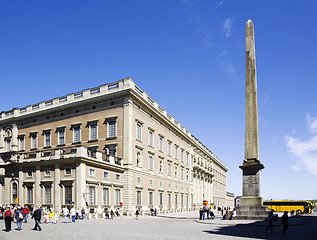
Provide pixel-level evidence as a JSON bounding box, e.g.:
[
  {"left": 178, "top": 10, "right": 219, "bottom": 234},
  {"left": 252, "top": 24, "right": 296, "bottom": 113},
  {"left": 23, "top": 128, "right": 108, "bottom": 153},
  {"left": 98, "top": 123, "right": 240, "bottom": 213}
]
[
  {"left": 70, "top": 206, "right": 76, "bottom": 223},
  {"left": 76, "top": 208, "right": 80, "bottom": 219},
  {"left": 206, "top": 207, "right": 210, "bottom": 219},
  {"left": 110, "top": 209, "right": 115, "bottom": 219},
  {"left": 63, "top": 206, "right": 69, "bottom": 223},
  {"left": 199, "top": 208, "right": 203, "bottom": 220},
  {"left": 154, "top": 208, "right": 157, "bottom": 216},
  {"left": 32, "top": 206, "right": 42, "bottom": 231},
  {"left": 81, "top": 207, "right": 85, "bottom": 220},
  {"left": 22, "top": 205, "right": 29, "bottom": 223},
  {"left": 3, "top": 206, "right": 13, "bottom": 232},
  {"left": 210, "top": 209, "right": 215, "bottom": 219},
  {"left": 282, "top": 211, "right": 288, "bottom": 233},
  {"left": 15, "top": 206, "right": 24, "bottom": 230},
  {"left": 202, "top": 206, "right": 207, "bottom": 220},
  {"left": 265, "top": 211, "right": 274, "bottom": 233},
  {"left": 135, "top": 209, "right": 140, "bottom": 220},
  {"left": 49, "top": 210, "right": 54, "bottom": 223}
]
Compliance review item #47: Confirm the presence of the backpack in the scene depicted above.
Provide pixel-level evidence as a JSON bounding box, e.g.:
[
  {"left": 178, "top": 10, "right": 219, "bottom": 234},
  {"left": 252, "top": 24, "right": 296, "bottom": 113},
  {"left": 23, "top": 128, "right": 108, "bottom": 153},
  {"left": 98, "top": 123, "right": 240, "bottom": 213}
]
[
  {"left": 5, "top": 210, "right": 11, "bottom": 217},
  {"left": 19, "top": 211, "right": 23, "bottom": 219}
]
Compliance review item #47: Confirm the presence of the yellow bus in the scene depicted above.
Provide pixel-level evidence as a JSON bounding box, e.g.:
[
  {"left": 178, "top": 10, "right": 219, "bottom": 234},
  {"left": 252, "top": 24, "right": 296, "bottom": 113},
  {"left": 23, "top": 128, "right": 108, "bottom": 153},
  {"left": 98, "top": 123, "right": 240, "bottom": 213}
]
[{"left": 263, "top": 200, "right": 313, "bottom": 214}]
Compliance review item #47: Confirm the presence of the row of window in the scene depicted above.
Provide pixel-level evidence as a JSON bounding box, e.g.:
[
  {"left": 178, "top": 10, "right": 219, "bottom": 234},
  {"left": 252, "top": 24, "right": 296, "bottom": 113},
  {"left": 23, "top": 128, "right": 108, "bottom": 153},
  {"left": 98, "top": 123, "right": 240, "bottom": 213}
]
[
  {"left": 136, "top": 191, "right": 189, "bottom": 207},
  {"left": 136, "top": 152, "right": 190, "bottom": 181},
  {"left": 5, "top": 119, "right": 117, "bottom": 151},
  {"left": 136, "top": 122, "right": 190, "bottom": 164},
  {"left": 12, "top": 183, "right": 122, "bottom": 206}
]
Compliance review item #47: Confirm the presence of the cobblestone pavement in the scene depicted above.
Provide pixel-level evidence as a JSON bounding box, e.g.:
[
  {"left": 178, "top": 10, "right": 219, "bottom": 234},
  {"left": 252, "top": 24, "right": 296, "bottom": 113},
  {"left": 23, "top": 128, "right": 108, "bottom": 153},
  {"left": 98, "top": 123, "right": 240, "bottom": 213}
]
[{"left": 1, "top": 211, "right": 316, "bottom": 240}]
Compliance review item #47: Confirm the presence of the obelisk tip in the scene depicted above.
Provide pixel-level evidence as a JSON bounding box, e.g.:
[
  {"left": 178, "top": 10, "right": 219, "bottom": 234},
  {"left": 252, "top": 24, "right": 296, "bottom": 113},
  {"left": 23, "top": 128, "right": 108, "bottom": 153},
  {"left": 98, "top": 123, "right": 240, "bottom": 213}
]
[{"left": 246, "top": 19, "right": 253, "bottom": 28}]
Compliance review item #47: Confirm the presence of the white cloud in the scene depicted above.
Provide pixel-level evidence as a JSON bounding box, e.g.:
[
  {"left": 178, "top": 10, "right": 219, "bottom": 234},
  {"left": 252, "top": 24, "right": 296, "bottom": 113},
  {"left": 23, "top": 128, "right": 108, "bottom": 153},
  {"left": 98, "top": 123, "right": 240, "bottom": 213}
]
[
  {"left": 223, "top": 17, "right": 234, "bottom": 37},
  {"left": 285, "top": 115, "right": 317, "bottom": 175},
  {"left": 306, "top": 113, "right": 317, "bottom": 133}
]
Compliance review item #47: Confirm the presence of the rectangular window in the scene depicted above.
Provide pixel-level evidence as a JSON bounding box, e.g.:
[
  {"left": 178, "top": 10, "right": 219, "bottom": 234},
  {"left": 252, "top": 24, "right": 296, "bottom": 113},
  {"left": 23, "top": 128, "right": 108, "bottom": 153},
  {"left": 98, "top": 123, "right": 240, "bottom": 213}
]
[
  {"left": 148, "top": 155, "right": 153, "bottom": 171},
  {"left": 104, "top": 171, "right": 108, "bottom": 178},
  {"left": 181, "top": 150, "right": 184, "bottom": 162},
  {"left": 175, "top": 194, "right": 178, "bottom": 206},
  {"left": 149, "top": 192, "right": 153, "bottom": 206},
  {"left": 65, "top": 168, "right": 71, "bottom": 175},
  {"left": 136, "top": 123, "right": 142, "bottom": 141},
  {"left": 159, "top": 136, "right": 163, "bottom": 151},
  {"left": 168, "top": 142, "right": 171, "bottom": 155},
  {"left": 116, "top": 174, "right": 120, "bottom": 180},
  {"left": 186, "top": 153, "right": 189, "bottom": 164},
  {"left": 19, "top": 137, "right": 25, "bottom": 151},
  {"left": 103, "top": 188, "right": 109, "bottom": 205},
  {"left": 88, "top": 148, "right": 97, "bottom": 158},
  {"left": 115, "top": 189, "right": 121, "bottom": 205},
  {"left": 31, "top": 135, "right": 37, "bottom": 149},
  {"left": 186, "top": 195, "right": 189, "bottom": 205},
  {"left": 181, "top": 195, "right": 184, "bottom": 206},
  {"left": 59, "top": 130, "right": 65, "bottom": 145},
  {"left": 159, "top": 193, "right": 163, "bottom": 206},
  {"left": 45, "top": 132, "right": 51, "bottom": 147},
  {"left": 175, "top": 166, "right": 178, "bottom": 178},
  {"left": 159, "top": 160, "right": 163, "bottom": 173},
  {"left": 89, "top": 169, "right": 95, "bottom": 176},
  {"left": 168, "top": 163, "right": 171, "bottom": 176},
  {"left": 65, "top": 185, "right": 72, "bottom": 204},
  {"left": 45, "top": 170, "right": 51, "bottom": 176},
  {"left": 44, "top": 186, "right": 51, "bottom": 204},
  {"left": 108, "top": 121, "right": 116, "bottom": 138},
  {"left": 74, "top": 127, "right": 81, "bottom": 143},
  {"left": 27, "top": 171, "right": 32, "bottom": 177},
  {"left": 181, "top": 168, "right": 184, "bottom": 179},
  {"left": 168, "top": 193, "right": 171, "bottom": 206},
  {"left": 6, "top": 139, "right": 11, "bottom": 151},
  {"left": 186, "top": 171, "right": 189, "bottom": 181},
  {"left": 90, "top": 124, "right": 97, "bottom": 140},
  {"left": 27, "top": 187, "right": 33, "bottom": 204},
  {"left": 175, "top": 146, "right": 178, "bottom": 159},
  {"left": 148, "top": 131, "right": 153, "bottom": 147},
  {"left": 89, "top": 186, "right": 95, "bottom": 205},
  {"left": 137, "top": 191, "right": 141, "bottom": 206}
]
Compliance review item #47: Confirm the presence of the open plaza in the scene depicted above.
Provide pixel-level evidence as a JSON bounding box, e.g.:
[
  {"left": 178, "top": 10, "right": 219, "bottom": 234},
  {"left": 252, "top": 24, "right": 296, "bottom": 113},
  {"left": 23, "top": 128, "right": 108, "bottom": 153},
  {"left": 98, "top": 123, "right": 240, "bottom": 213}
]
[{"left": 1, "top": 210, "right": 317, "bottom": 240}]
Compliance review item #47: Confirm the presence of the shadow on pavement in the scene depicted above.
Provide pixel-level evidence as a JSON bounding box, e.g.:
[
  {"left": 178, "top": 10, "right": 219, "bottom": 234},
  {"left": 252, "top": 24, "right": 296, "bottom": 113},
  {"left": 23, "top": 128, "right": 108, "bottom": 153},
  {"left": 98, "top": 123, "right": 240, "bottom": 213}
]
[{"left": 202, "top": 214, "right": 317, "bottom": 240}]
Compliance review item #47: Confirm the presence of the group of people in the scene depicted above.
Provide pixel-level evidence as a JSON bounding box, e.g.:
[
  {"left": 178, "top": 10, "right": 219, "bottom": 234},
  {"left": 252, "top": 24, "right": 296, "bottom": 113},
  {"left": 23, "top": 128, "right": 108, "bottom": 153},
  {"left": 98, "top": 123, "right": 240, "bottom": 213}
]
[
  {"left": 265, "top": 210, "right": 289, "bottom": 234},
  {"left": 199, "top": 206, "right": 215, "bottom": 220},
  {"left": 2, "top": 205, "right": 42, "bottom": 232},
  {"left": 62, "top": 206, "right": 86, "bottom": 223}
]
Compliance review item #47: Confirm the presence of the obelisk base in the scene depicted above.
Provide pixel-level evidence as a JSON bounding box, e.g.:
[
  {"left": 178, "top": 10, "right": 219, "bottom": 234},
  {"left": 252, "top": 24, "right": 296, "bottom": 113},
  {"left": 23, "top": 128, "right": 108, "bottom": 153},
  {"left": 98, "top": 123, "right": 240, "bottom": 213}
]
[{"left": 235, "top": 204, "right": 268, "bottom": 220}]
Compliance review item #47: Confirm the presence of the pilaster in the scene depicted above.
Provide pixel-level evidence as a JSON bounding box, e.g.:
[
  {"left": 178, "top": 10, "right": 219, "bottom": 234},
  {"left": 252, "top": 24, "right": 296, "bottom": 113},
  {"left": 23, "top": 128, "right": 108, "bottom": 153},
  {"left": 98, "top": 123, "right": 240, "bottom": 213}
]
[
  {"left": 18, "top": 166, "right": 24, "bottom": 205},
  {"left": 54, "top": 163, "right": 61, "bottom": 212},
  {"left": 76, "top": 161, "right": 86, "bottom": 210},
  {"left": 35, "top": 164, "right": 41, "bottom": 206}
]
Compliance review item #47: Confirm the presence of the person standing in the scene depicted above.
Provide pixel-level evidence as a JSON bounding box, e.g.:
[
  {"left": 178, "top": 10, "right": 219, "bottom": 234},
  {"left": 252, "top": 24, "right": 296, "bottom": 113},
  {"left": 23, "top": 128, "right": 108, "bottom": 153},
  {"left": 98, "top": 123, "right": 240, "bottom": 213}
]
[
  {"left": 265, "top": 211, "right": 274, "bottom": 233},
  {"left": 81, "top": 207, "right": 85, "bottom": 220},
  {"left": 32, "top": 206, "right": 42, "bottom": 231},
  {"left": 3, "top": 206, "right": 13, "bottom": 232},
  {"left": 282, "top": 211, "right": 289, "bottom": 233},
  {"left": 15, "top": 206, "right": 24, "bottom": 230},
  {"left": 70, "top": 206, "right": 76, "bottom": 223},
  {"left": 63, "top": 206, "right": 69, "bottom": 223},
  {"left": 135, "top": 209, "right": 140, "bottom": 220}
]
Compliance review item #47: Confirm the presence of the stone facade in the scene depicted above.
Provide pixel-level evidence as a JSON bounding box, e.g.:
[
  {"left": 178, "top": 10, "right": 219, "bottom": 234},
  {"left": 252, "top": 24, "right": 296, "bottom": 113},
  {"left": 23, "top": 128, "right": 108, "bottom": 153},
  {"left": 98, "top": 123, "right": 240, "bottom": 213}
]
[{"left": 0, "top": 78, "right": 228, "bottom": 216}]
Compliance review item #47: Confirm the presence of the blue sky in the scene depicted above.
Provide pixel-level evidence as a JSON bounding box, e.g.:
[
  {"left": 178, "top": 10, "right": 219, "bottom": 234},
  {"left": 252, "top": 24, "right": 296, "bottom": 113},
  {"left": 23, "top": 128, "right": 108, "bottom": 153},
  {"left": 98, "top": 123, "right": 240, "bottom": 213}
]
[{"left": 1, "top": 0, "right": 317, "bottom": 200}]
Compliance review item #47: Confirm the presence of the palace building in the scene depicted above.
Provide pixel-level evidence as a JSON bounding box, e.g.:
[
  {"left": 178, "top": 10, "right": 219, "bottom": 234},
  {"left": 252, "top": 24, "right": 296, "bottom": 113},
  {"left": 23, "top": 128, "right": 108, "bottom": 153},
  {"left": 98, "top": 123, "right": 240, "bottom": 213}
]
[{"left": 0, "top": 78, "right": 229, "bottom": 216}]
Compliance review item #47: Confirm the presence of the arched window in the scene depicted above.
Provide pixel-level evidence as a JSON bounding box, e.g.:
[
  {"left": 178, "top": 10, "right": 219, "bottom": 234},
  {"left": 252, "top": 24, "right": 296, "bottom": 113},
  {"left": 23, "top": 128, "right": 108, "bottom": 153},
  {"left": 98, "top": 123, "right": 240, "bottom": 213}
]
[{"left": 12, "top": 182, "right": 18, "bottom": 202}]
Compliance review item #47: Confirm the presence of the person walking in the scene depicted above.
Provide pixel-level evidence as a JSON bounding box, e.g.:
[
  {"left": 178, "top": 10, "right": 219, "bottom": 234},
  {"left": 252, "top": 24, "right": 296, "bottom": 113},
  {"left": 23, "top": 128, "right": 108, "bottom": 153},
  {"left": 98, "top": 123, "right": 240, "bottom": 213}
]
[
  {"left": 32, "top": 206, "right": 42, "bottom": 231},
  {"left": 15, "top": 206, "right": 24, "bottom": 230},
  {"left": 265, "top": 211, "right": 274, "bottom": 233},
  {"left": 22, "top": 206, "right": 29, "bottom": 223},
  {"left": 3, "top": 206, "right": 13, "bottom": 232},
  {"left": 282, "top": 211, "right": 289, "bottom": 233},
  {"left": 135, "top": 209, "right": 140, "bottom": 220}
]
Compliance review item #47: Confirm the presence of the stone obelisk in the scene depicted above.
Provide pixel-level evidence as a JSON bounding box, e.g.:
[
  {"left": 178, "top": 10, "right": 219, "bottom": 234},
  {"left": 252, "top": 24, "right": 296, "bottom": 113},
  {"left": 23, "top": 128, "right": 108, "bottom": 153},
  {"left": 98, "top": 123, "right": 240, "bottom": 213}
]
[{"left": 236, "top": 19, "right": 267, "bottom": 220}]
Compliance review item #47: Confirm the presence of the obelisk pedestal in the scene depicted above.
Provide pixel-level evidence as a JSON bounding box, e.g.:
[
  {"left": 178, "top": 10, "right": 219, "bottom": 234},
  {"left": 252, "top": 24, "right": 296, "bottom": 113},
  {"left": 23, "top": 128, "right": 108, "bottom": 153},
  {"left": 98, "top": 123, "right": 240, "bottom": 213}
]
[{"left": 235, "top": 19, "right": 268, "bottom": 220}]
